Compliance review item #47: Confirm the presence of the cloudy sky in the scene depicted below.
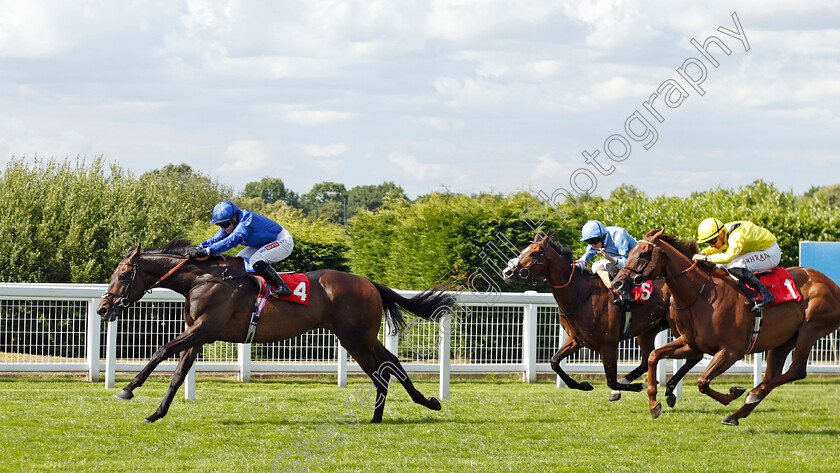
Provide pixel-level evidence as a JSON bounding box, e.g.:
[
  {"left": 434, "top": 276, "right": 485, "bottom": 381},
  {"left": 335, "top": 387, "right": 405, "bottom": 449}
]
[{"left": 1, "top": 1, "right": 837, "bottom": 198}]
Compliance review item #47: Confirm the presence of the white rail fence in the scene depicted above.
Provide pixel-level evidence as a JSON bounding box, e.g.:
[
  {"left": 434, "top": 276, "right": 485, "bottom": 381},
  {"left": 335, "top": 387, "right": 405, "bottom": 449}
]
[{"left": 2, "top": 283, "right": 839, "bottom": 401}]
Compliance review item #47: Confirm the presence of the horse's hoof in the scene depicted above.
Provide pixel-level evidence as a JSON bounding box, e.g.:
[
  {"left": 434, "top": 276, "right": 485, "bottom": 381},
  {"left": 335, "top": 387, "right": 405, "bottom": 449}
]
[
  {"left": 114, "top": 389, "right": 134, "bottom": 400},
  {"left": 628, "top": 383, "right": 644, "bottom": 392},
  {"left": 609, "top": 391, "right": 621, "bottom": 402},
  {"left": 650, "top": 402, "right": 662, "bottom": 419},
  {"left": 666, "top": 393, "right": 677, "bottom": 408},
  {"left": 721, "top": 415, "right": 739, "bottom": 426},
  {"left": 730, "top": 386, "right": 747, "bottom": 398},
  {"left": 745, "top": 392, "right": 762, "bottom": 404},
  {"left": 427, "top": 397, "right": 442, "bottom": 411},
  {"left": 579, "top": 382, "right": 594, "bottom": 391},
  {"left": 142, "top": 417, "right": 156, "bottom": 423}
]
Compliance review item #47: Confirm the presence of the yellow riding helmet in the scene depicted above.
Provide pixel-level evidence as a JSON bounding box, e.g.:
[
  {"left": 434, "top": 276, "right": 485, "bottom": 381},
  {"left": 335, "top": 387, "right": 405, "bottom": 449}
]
[{"left": 697, "top": 217, "right": 725, "bottom": 244}]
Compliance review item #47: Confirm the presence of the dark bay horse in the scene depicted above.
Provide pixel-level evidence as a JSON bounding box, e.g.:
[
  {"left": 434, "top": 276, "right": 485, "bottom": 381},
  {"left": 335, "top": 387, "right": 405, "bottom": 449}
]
[
  {"left": 611, "top": 229, "right": 840, "bottom": 425},
  {"left": 97, "top": 239, "right": 454, "bottom": 423},
  {"left": 502, "top": 233, "right": 698, "bottom": 404}
]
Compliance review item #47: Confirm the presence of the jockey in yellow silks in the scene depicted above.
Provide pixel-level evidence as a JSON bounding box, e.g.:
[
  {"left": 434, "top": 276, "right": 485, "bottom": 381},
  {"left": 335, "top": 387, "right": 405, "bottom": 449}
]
[{"left": 692, "top": 218, "right": 780, "bottom": 310}]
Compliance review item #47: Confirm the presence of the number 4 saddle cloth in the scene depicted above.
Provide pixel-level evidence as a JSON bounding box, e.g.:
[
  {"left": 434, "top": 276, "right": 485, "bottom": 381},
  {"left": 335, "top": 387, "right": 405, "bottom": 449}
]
[
  {"left": 254, "top": 273, "right": 310, "bottom": 305},
  {"left": 748, "top": 267, "right": 802, "bottom": 307}
]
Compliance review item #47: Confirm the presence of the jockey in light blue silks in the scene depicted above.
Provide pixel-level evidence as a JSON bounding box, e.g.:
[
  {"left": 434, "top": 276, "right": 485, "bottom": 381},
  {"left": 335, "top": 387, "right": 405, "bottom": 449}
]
[
  {"left": 576, "top": 220, "right": 638, "bottom": 276},
  {"left": 185, "top": 201, "right": 295, "bottom": 297}
]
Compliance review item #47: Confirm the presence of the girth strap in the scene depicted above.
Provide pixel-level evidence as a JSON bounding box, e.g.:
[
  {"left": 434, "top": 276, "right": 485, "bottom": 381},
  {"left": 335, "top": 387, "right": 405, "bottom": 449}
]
[
  {"left": 746, "top": 309, "right": 763, "bottom": 353},
  {"left": 245, "top": 291, "right": 270, "bottom": 343}
]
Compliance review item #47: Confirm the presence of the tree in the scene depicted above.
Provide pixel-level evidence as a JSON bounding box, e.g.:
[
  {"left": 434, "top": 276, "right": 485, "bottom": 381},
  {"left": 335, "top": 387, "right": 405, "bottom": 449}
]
[
  {"left": 302, "top": 182, "right": 348, "bottom": 223},
  {"left": 347, "top": 181, "right": 408, "bottom": 218},
  {"left": 241, "top": 177, "right": 301, "bottom": 208}
]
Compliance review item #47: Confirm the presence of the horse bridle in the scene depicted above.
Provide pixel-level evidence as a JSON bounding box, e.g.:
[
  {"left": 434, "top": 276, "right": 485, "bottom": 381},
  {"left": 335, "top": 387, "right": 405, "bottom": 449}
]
[
  {"left": 101, "top": 256, "right": 193, "bottom": 311},
  {"left": 620, "top": 239, "right": 700, "bottom": 285}
]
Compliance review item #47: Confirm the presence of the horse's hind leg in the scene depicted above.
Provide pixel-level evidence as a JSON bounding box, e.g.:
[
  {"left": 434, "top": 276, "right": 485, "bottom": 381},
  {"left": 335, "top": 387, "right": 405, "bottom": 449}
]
[
  {"left": 724, "top": 333, "right": 812, "bottom": 426},
  {"left": 603, "top": 344, "right": 643, "bottom": 403},
  {"left": 144, "top": 344, "right": 203, "bottom": 423},
  {"left": 373, "top": 343, "right": 440, "bottom": 410}
]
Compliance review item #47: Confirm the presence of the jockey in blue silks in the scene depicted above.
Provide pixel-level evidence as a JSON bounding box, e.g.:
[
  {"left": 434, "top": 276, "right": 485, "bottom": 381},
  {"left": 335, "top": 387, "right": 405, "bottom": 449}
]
[
  {"left": 185, "top": 201, "right": 295, "bottom": 297},
  {"left": 576, "top": 220, "right": 638, "bottom": 276}
]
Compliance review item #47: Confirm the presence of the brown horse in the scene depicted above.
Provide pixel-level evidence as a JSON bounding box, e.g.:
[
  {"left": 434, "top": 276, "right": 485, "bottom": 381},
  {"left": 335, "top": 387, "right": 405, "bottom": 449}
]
[
  {"left": 611, "top": 229, "right": 840, "bottom": 425},
  {"left": 97, "top": 239, "right": 454, "bottom": 423},
  {"left": 502, "top": 233, "right": 699, "bottom": 404}
]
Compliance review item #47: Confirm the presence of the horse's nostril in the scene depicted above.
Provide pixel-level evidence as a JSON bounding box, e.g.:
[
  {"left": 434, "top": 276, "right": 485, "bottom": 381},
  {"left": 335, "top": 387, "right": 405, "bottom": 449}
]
[{"left": 97, "top": 306, "right": 107, "bottom": 316}]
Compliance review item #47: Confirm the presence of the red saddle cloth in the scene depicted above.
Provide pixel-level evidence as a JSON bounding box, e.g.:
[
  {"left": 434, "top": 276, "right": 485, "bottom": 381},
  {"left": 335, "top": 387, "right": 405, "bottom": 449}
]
[
  {"left": 751, "top": 267, "right": 802, "bottom": 307},
  {"left": 255, "top": 273, "right": 310, "bottom": 305}
]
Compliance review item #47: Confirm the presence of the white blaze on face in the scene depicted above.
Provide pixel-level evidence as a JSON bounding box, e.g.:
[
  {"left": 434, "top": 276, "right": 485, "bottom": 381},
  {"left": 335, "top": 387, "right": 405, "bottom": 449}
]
[{"left": 502, "top": 256, "right": 520, "bottom": 278}]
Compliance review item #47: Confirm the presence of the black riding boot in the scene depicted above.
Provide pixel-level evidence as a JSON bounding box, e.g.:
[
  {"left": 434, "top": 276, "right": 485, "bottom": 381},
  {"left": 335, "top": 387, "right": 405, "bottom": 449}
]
[
  {"left": 606, "top": 262, "right": 631, "bottom": 304},
  {"left": 253, "top": 261, "right": 292, "bottom": 297},
  {"left": 728, "top": 267, "right": 776, "bottom": 310}
]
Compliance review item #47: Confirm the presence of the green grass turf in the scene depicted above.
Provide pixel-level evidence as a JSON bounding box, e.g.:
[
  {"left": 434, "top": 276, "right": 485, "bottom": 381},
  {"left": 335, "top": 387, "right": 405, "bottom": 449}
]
[{"left": 0, "top": 373, "right": 838, "bottom": 472}]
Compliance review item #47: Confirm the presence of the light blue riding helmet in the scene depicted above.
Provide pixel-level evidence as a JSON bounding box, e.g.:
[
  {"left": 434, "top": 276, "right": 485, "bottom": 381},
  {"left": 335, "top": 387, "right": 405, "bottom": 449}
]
[
  {"left": 209, "top": 201, "right": 240, "bottom": 224},
  {"left": 581, "top": 220, "right": 607, "bottom": 242}
]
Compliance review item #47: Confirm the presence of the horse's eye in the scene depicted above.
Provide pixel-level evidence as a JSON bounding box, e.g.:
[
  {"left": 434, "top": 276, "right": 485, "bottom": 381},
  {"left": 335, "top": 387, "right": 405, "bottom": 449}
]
[{"left": 118, "top": 273, "right": 128, "bottom": 281}]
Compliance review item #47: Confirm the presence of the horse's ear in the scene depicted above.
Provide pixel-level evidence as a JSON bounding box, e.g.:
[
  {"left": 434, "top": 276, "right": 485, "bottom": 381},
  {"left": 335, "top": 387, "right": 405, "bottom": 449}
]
[{"left": 652, "top": 229, "right": 665, "bottom": 240}]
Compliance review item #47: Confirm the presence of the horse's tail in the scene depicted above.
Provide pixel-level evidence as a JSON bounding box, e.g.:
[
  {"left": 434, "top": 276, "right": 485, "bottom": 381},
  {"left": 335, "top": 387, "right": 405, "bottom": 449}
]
[{"left": 371, "top": 282, "right": 456, "bottom": 334}]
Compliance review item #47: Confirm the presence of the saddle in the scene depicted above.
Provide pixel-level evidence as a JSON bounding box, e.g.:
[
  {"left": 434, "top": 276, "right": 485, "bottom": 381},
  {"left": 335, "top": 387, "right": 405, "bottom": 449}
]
[{"left": 730, "top": 267, "right": 802, "bottom": 308}]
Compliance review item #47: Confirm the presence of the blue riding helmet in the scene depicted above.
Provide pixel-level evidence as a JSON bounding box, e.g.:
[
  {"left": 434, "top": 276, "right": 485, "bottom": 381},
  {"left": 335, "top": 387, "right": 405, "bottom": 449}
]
[
  {"left": 209, "top": 201, "right": 240, "bottom": 224},
  {"left": 581, "top": 220, "right": 607, "bottom": 242}
]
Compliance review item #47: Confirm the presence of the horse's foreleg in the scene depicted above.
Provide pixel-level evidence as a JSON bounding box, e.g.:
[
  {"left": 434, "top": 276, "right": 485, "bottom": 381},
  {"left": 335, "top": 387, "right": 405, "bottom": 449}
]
[
  {"left": 696, "top": 348, "right": 743, "bottom": 416},
  {"left": 144, "top": 344, "right": 203, "bottom": 423},
  {"left": 663, "top": 356, "right": 702, "bottom": 408},
  {"left": 550, "top": 337, "right": 591, "bottom": 391},
  {"left": 116, "top": 324, "right": 208, "bottom": 401},
  {"left": 602, "top": 344, "right": 642, "bottom": 403},
  {"left": 646, "top": 337, "right": 692, "bottom": 419}
]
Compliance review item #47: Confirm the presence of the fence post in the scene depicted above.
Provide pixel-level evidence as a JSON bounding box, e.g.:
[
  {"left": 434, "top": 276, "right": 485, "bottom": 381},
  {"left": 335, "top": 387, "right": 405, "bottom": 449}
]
[
  {"left": 185, "top": 363, "right": 196, "bottom": 401},
  {"left": 439, "top": 313, "right": 451, "bottom": 400},
  {"left": 105, "top": 319, "right": 117, "bottom": 389},
  {"left": 655, "top": 330, "right": 668, "bottom": 386},
  {"left": 87, "top": 299, "right": 100, "bottom": 382},
  {"left": 523, "top": 303, "right": 537, "bottom": 383},
  {"left": 385, "top": 320, "right": 399, "bottom": 356},
  {"left": 337, "top": 341, "right": 347, "bottom": 388},
  {"left": 238, "top": 343, "right": 251, "bottom": 382},
  {"left": 753, "top": 351, "right": 764, "bottom": 387},
  {"left": 556, "top": 327, "right": 567, "bottom": 389}
]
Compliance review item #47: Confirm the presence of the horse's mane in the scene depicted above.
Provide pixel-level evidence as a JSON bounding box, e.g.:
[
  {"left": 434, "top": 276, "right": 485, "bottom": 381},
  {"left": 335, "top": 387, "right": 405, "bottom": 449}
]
[
  {"left": 658, "top": 234, "right": 699, "bottom": 259},
  {"left": 546, "top": 235, "right": 594, "bottom": 277},
  {"left": 145, "top": 239, "right": 194, "bottom": 256}
]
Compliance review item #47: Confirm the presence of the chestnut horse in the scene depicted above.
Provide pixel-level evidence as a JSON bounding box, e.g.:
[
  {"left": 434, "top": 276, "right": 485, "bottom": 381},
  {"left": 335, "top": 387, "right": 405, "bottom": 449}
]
[
  {"left": 97, "top": 239, "right": 454, "bottom": 423},
  {"left": 502, "top": 233, "right": 699, "bottom": 404},
  {"left": 611, "top": 229, "right": 840, "bottom": 425}
]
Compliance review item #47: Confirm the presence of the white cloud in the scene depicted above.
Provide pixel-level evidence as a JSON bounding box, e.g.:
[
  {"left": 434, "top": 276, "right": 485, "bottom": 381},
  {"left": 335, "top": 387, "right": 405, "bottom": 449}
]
[
  {"left": 282, "top": 110, "right": 354, "bottom": 125},
  {"left": 387, "top": 151, "right": 448, "bottom": 181},
  {"left": 590, "top": 76, "right": 653, "bottom": 102},
  {"left": 298, "top": 143, "right": 348, "bottom": 158},
  {"left": 216, "top": 140, "right": 269, "bottom": 176},
  {"left": 418, "top": 116, "right": 466, "bottom": 131}
]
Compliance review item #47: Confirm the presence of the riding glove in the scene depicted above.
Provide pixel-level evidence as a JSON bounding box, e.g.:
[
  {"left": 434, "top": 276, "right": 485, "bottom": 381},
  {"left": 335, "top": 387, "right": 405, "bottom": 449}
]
[{"left": 185, "top": 247, "right": 209, "bottom": 259}]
